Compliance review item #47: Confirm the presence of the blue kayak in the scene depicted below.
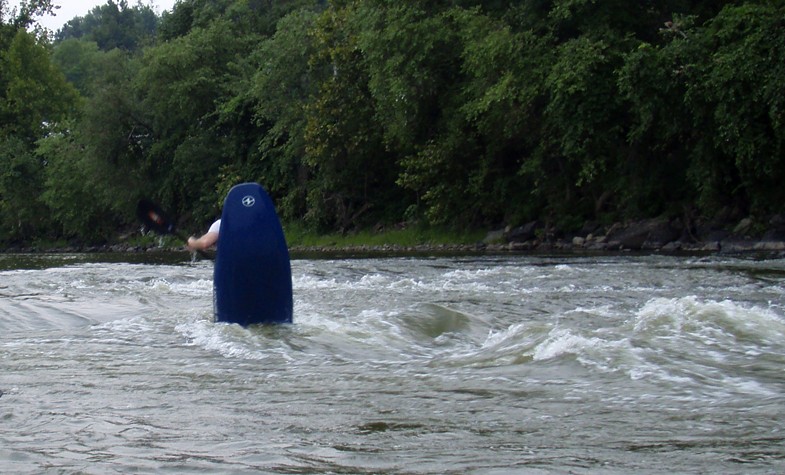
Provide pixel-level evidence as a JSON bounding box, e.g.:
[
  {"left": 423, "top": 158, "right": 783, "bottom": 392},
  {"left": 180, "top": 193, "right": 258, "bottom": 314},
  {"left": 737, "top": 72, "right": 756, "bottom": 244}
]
[{"left": 213, "top": 182, "right": 293, "bottom": 325}]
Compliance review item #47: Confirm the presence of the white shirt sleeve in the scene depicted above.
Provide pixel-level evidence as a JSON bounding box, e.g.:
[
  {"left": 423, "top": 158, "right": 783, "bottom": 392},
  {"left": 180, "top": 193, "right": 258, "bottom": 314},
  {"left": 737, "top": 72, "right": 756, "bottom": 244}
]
[{"left": 208, "top": 219, "right": 221, "bottom": 234}]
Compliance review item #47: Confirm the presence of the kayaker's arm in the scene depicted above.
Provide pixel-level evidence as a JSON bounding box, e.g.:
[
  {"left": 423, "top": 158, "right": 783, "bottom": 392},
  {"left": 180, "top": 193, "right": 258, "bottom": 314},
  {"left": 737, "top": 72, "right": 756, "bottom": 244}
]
[{"left": 187, "top": 231, "right": 218, "bottom": 251}]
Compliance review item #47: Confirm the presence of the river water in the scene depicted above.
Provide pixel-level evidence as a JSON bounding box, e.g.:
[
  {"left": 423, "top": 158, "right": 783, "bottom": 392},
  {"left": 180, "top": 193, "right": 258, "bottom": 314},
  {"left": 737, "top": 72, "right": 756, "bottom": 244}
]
[{"left": 1, "top": 252, "right": 784, "bottom": 474}]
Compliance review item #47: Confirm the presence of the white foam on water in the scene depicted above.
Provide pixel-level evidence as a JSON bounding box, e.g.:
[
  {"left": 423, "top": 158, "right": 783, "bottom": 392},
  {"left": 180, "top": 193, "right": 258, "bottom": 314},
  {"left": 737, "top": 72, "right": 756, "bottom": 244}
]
[
  {"left": 471, "top": 323, "right": 540, "bottom": 364},
  {"left": 171, "top": 297, "right": 406, "bottom": 364},
  {"left": 531, "top": 327, "right": 628, "bottom": 366},
  {"left": 357, "top": 273, "right": 392, "bottom": 287},
  {"left": 614, "top": 296, "right": 785, "bottom": 399},
  {"left": 154, "top": 278, "right": 213, "bottom": 297},
  {"left": 293, "top": 274, "right": 341, "bottom": 290},
  {"left": 442, "top": 267, "right": 504, "bottom": 280},
  {"left": 92, "top": 314, "right": 158, "bottom": 335},
  {"left": 175, "top": 319, "right": 278, "bottom": 361},
  {"left": 441, "top": 266, "right": 535, "bottom": 293},
  {"left": 633, "top": 296, "right": 785, "bottom": 345}
]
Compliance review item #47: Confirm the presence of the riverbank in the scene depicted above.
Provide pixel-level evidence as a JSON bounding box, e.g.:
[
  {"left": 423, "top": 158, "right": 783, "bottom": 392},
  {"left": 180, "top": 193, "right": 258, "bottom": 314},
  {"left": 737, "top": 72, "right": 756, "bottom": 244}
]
[
  {"left": 3, "top": 215, "right": 785, "bottom": 258},
  {"left": 4, "top": 237, "right": 785, "bottom": 259}
]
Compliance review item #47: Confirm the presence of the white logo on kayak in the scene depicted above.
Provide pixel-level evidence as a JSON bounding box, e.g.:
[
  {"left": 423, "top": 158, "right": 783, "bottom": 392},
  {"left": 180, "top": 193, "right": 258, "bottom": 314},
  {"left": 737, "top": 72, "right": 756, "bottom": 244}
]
[{"left": 241, "top": 196, "right": 255, "bottom": 207}]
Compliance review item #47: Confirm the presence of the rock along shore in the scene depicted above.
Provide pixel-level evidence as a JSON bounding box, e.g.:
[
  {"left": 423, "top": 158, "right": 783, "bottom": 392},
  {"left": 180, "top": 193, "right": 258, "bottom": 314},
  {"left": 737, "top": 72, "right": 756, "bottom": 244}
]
[{"left": 481, "top": 215, "right": 785, "bottom": 256}]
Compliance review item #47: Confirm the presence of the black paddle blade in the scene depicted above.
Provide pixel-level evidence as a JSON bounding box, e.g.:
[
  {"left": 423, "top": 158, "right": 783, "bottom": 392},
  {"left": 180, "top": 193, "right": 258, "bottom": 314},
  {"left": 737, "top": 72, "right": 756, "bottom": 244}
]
[{"left": 136, "top": 199, "right": 176, "bottom": 235}]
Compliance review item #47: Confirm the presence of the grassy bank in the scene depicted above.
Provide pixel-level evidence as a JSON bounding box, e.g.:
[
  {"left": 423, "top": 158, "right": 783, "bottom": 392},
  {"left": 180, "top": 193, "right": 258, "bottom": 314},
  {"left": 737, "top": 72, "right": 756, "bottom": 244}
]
[
  {"left": 2, "top": 224, "right": 487, "bottom": 254},
  {"left": 282, "top": 223, "right": 486, "bottom": 249}
]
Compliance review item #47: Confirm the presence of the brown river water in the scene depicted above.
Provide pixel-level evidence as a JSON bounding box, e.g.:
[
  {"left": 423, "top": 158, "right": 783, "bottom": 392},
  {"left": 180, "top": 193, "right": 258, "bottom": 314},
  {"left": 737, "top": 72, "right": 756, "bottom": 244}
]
[{"left": 1, "top": 253, "right": 784, "bottom": 474}]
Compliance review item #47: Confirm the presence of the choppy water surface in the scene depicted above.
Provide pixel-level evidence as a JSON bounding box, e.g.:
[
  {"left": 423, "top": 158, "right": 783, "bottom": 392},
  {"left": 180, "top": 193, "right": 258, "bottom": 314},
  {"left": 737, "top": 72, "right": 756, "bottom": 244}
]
[{"left": 1, "top": 252, "right": 784, "bottom": 474}]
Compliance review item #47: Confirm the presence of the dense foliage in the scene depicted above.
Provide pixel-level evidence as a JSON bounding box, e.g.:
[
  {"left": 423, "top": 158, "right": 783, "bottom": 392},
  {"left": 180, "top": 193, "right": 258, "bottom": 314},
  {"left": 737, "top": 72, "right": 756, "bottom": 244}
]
[{"left": 0, "top": 0, "right": 783, "bottom": 245}]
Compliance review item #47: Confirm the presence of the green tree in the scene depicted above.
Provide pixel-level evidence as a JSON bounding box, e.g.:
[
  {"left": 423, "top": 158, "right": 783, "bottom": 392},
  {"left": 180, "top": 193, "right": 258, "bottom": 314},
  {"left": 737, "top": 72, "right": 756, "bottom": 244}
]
[
  {"left": 38, "top": 125, "right": 121, "bottom": 242},
  {"left": 685, "top": 3, "right": 785, "bottom": 216},
  {"left": 248, "top": 9, "right": 320, "bottom": 221},
  {"left": 0, "top": 28, "right": 78, "bottom": 243},
  {"left": 533, "top": 36, "right": 630, "bottom": 224},
  {"left": 1, "top": 29, "right": 78, "bottom": 140},
  {"left": 1, "top": 0, "right": 56, "bottom": 31},
  {"left": 51, "top": 38, "right": 101, "bottom": 96},
  {"left": 70, "top": 49, "right": 150, "bottom": 220},
  {"left": 157, "top": 0, "right": 272, "bottom": 41},
  {"left": 56, "top": 0, "right": 158, "bottom": 51},
  {"left": 620, "top": 3, "right": 785, "bottom": 220},
  {"left": 134, "top": 15, "right": 264, "bottom": 222},
  {"left": 358, "top": 4, "right": 546, "bottom": 226},
  {"left": 302, "top": 1, "right": 401, "bottom": 231},
  {"left": 5, "top": 0, "right": 781, "bottom": 246},
  {"left": 0, "top": 136, "right": 50, "bottom": 242},
  {"left": 618, "top": 17, "right": 699, "bottom": 221}
]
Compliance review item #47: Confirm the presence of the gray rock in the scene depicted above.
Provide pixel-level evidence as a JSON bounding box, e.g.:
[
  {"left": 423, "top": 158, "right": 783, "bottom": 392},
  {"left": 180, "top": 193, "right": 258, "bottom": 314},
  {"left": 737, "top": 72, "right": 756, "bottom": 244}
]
[
  {"left": 483, "top": 229, "right": 506, "bottom": 244},
  {"left": 606, "top": 218, "right": 680, "bottom": 250},
  {"left": 507, "top": 221, "right": 541, "bottom": 242}
]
